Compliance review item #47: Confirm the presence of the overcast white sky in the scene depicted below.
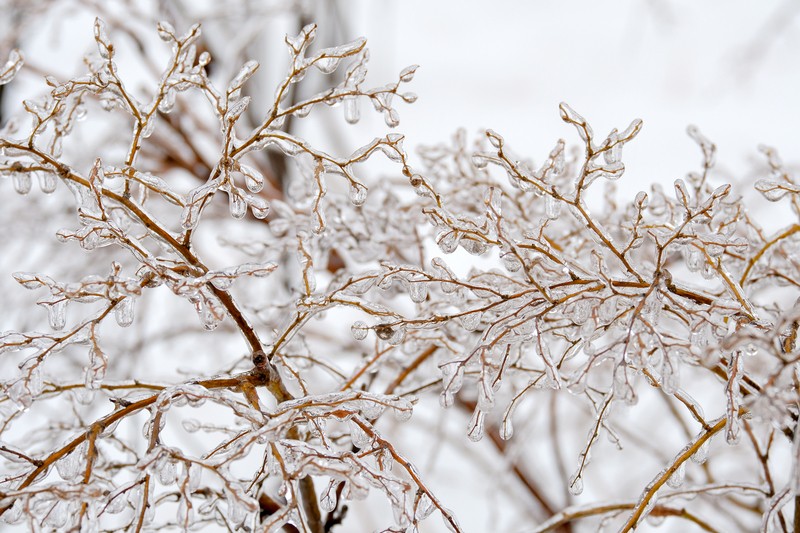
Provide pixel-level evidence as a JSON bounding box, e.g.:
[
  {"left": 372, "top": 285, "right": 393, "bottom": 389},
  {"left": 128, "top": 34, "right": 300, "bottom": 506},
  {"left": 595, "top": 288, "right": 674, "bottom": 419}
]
[{"left": 344, "top": 1, "right": 800, "bottom": 197}]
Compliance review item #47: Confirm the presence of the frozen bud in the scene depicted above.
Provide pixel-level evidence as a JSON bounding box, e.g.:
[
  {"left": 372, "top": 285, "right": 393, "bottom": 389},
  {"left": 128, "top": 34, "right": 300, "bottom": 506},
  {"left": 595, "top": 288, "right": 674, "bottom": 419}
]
[
  {"left": 486, "top": 129, "right": 504, "bottom": 149},
  {"left": 228, "top": 60, "right": 259, "bottom": 93},
  {"left": 0, "top": 49, "right": 24, "bottom": 85},
  {"left": 351, "top": 321, "right": 369, "bottom": 341},
  {"left": 559, "top": 102, "right": 593, "bottom": 143},
  {"left": 156, "top": 21, "right": 176, "bottom": 42},
  {"left": 399, "top": 64, "right": 418, "bottom": 83},
  {"left": 472, "top": 154, "right": 490, "bottom": 169}
]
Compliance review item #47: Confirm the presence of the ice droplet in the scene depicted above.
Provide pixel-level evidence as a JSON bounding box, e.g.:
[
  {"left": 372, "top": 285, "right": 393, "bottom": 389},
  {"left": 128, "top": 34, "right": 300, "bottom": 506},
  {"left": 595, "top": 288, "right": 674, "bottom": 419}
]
[
  {"left": 47, "top": 299, "right": 67, "bottom": 330},
  {"left": 44, "top": 500, "right": 69, "bottom": 528},
  {"left": 248, "top": 195, "right": 270, "bottom": 219},
  {"left": 314, "top": 56, "right": 341, "bottom": 74},
  {"left": 467, "top": 409, "right": 485, "bottom": 442},
  {"left": 3, "top": 498, "right": 24, "bottom": 524},
  {"left": 374, "top": 323, "right": 406, "bottom": 345},
  {"left": 351, "top": 321, "right": 369, "bottom": 341},
  {"left": 486, "top": 129, "right": 503, "bottom": 149},
  {"left": 415, "top": 492, "right": 434, "bottom": 521},
  {"left": 182, "top": 418, "right": 201, "bottom": 433},
  {"left": 293, "top": 103, "right": 312, "bottom": 119},
  {"left": 393, "top": 402, "right": 413, "bottom": 422},
  {"left": 499, "top": 416, "right": 514, "bottom": 440},
  {"left": 0, "top": 49, "right": 23, "bottom": 86},
  {"left": 441, "top": 511, "right": 461, "bottom": 533},
  {"left": 56, "top": 448, "right": 82, "bottom": 480},
  {"left": 156, "top": 457, "right": 177, "bottom": 485},
  {"left": 568, "top": 472, "right": 584, "bottom": 495},
  {"left": 472, "top": 154, "right": 490, "bottom": 169},
  {"left": 239, "top": 164, "right": 264, "bottom": 193},
  {"left": 439, "top": 390, "right": 454, "bottom": 408},
  {"left": 114, "top": 297, "right": 135, "bottom": 327},
  {"left": 691, "top": 440, "right": 709, "bottom": 464},
  {"left": 437, "top": 231, "right": 460, "bottom": 254},
  {"left": 461, "top": 238, "right": 487, "bottom": 255},
  {"left": 399, "top": 64, "right": 418, "bottom": 83},
  {"left": 726, "top": 417, "right": 741, "bottom": 445},
  {"left": 156, "top": 21, "right": 176, "bottom": 42},
  {"left": 37, "top": 171, "right": 57, "bottom": 193},
  {"left": 501, "top": 253, "right": 523, "bottom": 272},
  {"left": 225, "top": 492, "right": 246, "bottom": 524},
  {"left": 349, "top": 418, "right": 372, "bottom": 448},
  {"left": 384, "top": 108, "right": 400, "bottom": 128},
  {"left": 545, "top": 194, "right": 562, "bottom": 219},
  {"left": 407, "top": 281, "right": 428, "bottom": 303},
  {"left": 460, "top": 312, "right": 481, "bottom": 332},
  {"left": 320, "top": 480, "right": 338, "bottom": 512},
  {"left": 344, "top": 97, "right": 360, "bottom": 124},
  {"left": 228, "top": 189, "right": 247, "bottom": 219},
  {"left": 666, "top": 462, "right": 685, "bottom": 488},
  {"left": 105, "top": 494, "right": 126, "bottom": 515},
  {"left": 348, "top": 182, "right": 368, "bottom": 206},
  {"left": 12, "top": 171, "right": 31, "bottom": 194}
]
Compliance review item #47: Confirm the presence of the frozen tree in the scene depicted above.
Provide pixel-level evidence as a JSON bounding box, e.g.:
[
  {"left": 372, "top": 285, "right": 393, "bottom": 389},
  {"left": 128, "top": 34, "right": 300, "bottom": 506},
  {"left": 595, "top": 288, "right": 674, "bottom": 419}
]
[{"left": 0, "top": 2, "right": 799, "bottom": 532}]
